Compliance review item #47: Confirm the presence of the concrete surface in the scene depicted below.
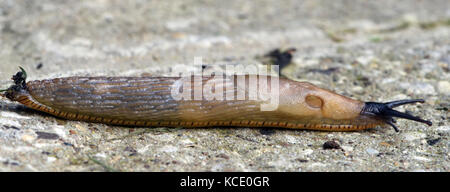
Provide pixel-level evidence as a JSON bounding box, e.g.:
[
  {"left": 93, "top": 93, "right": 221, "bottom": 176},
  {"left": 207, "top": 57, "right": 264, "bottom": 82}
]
[{"left": 0, "top": 0, "right": 448, "bottom": 171}]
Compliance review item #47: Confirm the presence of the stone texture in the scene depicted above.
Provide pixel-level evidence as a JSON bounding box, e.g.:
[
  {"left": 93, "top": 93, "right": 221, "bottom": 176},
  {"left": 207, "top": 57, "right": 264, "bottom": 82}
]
[{"left": 0, "top": 0, "right": 448, "bottom": 171}]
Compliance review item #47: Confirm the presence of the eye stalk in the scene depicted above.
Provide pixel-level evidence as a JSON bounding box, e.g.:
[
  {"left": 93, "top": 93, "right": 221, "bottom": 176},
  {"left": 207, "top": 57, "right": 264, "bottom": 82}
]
[{"left": 361, "top": 99, "right": 432, "bottom": 132}]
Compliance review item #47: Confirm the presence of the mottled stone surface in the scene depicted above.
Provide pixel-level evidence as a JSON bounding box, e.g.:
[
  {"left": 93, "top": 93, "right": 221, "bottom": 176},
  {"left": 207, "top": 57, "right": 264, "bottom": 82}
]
[{"left": 0, "top": 0, "right": 448, "bottom": 171}]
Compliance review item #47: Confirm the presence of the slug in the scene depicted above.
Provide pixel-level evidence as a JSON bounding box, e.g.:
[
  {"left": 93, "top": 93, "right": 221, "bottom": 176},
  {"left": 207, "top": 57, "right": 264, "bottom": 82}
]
[{"left": 1, "top": 67, "right": 432, "bottom": 132}]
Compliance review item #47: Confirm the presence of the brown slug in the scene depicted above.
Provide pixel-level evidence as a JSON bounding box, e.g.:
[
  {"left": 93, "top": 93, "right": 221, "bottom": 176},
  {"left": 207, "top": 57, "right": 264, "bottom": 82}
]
[{"left": 0, "top": 67, "right": 432, "bottom": 132}]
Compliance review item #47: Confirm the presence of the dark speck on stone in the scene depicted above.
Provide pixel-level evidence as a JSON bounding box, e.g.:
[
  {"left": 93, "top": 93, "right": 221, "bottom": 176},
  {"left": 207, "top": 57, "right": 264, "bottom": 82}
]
[
  {"left": 323, "top": 141, "right": 341, "bottom": 150},
  {"left": 264, "top": 47, "right": 296, "bottom": 73},
  {"left": 35, "top": 131, "right": 59, "bottom": 140},
  {"left": 3, "top": 160, "right": 19, "bottom": 166},
  {"left": 124, "top": 146, "right": 137, "bottom": 153},
  {"left": 216, "top": 153, "right": 230, "bottom": 159},
  {"left": 3, "top": 125, "right": 20, "bottom": 130},
  {"left": 259, "top": 128, "right": 276, "bottom": 135},
  {"left": 124, "top": 146, "right": 137, "bottom": 156},
  {"left": 306, "top": 67, "right": 339, "bottom": 75},
  {"left": 427, "top": 138, "right": 441, "bottom": 146},
  {"left": 36, "top": 63, "right": 43, "bottom": 69},
  {"left": 296, "top": 158, "right": 308, "bottom": 163},
  {"left": 357, "top": 76, "right": 372, "bottom": 86}
]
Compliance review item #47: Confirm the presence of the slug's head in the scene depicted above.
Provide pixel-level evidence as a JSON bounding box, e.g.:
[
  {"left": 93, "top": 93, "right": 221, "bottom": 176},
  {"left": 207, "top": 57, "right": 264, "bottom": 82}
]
[
  {"left": 361, "top": 99, "right": 432, "bottom": 132},
  {"left": 0, "top": 67, "right": 28, "bottom": 101},
  {"left": 279, "top": 82, "right": 432, "bottom": 132},
  {"left": 279, "top": 82, "right": 368, "bottom": 123}
]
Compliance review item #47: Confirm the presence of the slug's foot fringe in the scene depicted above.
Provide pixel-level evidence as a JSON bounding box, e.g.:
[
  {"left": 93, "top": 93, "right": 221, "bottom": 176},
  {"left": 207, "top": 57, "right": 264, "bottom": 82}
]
[
  {"left": 362, "top": 99, "right": 432, "bottom": 132},
  {"left": 1, "top": 67, "right": 28, "bottom": 100}
]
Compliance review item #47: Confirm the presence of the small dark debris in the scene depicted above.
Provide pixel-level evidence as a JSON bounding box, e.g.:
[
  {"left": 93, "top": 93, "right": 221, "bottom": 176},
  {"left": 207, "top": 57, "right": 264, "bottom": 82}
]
[
  {"left": 41, "top": 151, "right": 51, "bottom": 155},
  {"left": 3, "top": 160, "right": 19, "bottom": 166},
  {"left": 63, "top": 142, "right": 73, "bottom": 146},
  {"left": 151, "top": 159, "right": 161, "bottom": 163},
  {"left": 36, "top": 131, "right": 59, "bottom": 140},
  {"left": 435, "top": 106, "right": 448, "bottom": 111},
  {"left": 36, "top": 63, "right": 43, "bottom": 69},
  {"left": 259, "top": 129, "right": 276, "bottom": 135},
  {"left": 216, "top": 153, "right": 230, "bottom": 160},
  {"left": 296, "top": 158, "right": 308, "bottom": 163},
  {"left": 323, "top": 140, "right": 341, "bottom": 150},
  {"left": 264, "top": 47, "right": 296, "bottom": 73},
  {"left": 3, "top": 125, "right": 20, "bottom": 130},
  {"left": 427, "top": 138, "right": 441, "bottom": 146},
  {"left": 306, "top": 67, "right": 339, "bottom": 75},
  {"left": 357, "top": 76, "right": 372, "bottom": 86},
  {"left": 124, "top": 146, "right": 137, "bottom": 153}
]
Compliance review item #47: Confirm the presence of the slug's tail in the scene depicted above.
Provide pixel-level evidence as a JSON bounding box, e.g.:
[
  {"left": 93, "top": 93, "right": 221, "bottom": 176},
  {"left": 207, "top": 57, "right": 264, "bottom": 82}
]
[
  {"left": 361, "top": 99, "right": 432, "bottom": 132},
  {"left": 1, "top": 67, "right": 28, "bottom": 100}
]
